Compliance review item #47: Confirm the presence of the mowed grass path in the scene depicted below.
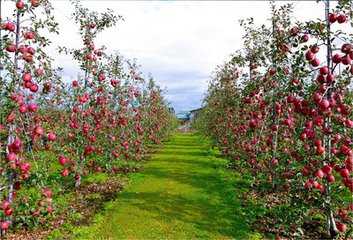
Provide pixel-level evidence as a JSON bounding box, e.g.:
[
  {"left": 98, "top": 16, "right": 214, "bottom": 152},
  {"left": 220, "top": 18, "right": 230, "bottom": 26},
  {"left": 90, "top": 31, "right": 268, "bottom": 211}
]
[{"left": 73, "top": 133, "right": 260, "bottom": 240}]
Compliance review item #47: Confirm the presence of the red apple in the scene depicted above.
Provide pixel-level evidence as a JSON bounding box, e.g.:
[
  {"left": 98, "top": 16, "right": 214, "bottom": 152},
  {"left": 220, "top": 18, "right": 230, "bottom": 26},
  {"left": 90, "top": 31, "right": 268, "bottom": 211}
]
[
  {"left": 332, "top": 54, "right": 342, "bottom": 64},
  {"left": 328, "top": 13, "right": 337, "bottom": 23},
  {"left": 31, "top": 0, "right": 40, "bottom": 7},
  {"left": 58, "top": 155, "right": 67, "bottom": 166},
  {"left": 5, "top": 22, "right": 15, "bottom": 32},
  {"left": 319, "top": 66, "right": 329, "bottom": 75},
  {"left": 315, "top": 169, "right": 325, "bottom": 179},
  {"left": 311, "top": 58, "right": 320, "bottom": 67},
  {"left": 337, "top": 14, "right": 347, "bottom": 24},
  {"left": 22, "top": 73, "right": 32, "bottom": 82},
  {"left": 336, "top": 222, "right": 347, "bottom": 232},
  {"left": 305, "top": 50, "right": 315, "bottom": 61},
  {"left": 47, "top": 132, "right": 56, "bottom": 141},
  {"left": 16, "top": 1, "right": 25, "bottom": 9},
  {"left": 327, "top": 174, "right": 335, "bottom": 183},
  {"left": 61, "top": 168, "right": 69, "bottom": 177}
]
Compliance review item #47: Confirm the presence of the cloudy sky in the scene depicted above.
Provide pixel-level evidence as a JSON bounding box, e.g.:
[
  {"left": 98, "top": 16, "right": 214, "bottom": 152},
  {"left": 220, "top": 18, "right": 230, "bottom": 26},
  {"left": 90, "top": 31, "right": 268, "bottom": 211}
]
[{"left": 4, "top": 1, "right": 327, "bottom": 112}]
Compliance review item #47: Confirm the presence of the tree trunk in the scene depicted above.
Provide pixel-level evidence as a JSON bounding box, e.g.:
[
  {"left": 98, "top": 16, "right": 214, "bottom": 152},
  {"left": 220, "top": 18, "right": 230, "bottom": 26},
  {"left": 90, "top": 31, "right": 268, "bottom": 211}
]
[{"left": 324, "top": 0, "right": 338, "bottom": 238}]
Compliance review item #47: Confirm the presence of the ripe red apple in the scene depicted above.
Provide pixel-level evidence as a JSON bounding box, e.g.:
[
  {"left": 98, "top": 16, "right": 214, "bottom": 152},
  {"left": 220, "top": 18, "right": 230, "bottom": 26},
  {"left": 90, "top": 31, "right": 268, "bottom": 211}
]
[
  {"left": 249, "top": 119, "right": 257, "bottom": 128},
  {"left": 301, "top": 34, "right": 309, "bottom": 42},
  {"left": 342, "top": 55, "right": 352, "bottom": 65},
  {"left": 314, "top": 139, "right": 322, "bottom": 147},
  {"left": 23, "top": 52, "right": 33, "bottom": 62},
  {"left": 7, "top": 153, "right": 17, "bottom": 162},
  {"left": 337, "top": 14, "right": 347, "bottom": 24},
  {"left": 322, "top": 165, "right": 332, "bottom": 175},
  {"left": 98, "top": 72, "right": 106, "bottom": 81},
  {"left": 24, "top": 31, "right": 35, "bottom": 40},
  {"left": 319, "top": 99, "right": 330, "bottom": 110},
  {"left": 340, "top": 168, "right": 350, "bottom": 178},
  {"left": 300, "top": 132, "right": 307, "bottom": 141},
  {"left": 1, "top": 200, "right": 10, "bottom": 210},
  {"left": 328, "top": 13, "right": 337, "bottom": 23},
  {"left": 29, "top": 83, "right": 39, "bottom": 93},
  {"left": 271, "top": 158, "right": 278, "bottom": 166},
  {"left": 6, "top": 43, "right": 16, "bottom": 52},
  {"left": 341, "top": 145, "right": 352, "bottom": 156},
  {"left": 47, "top": 132, "right": 56, "bottom": 141},
  {"left": 8, "top": 138, "right": 22, "bottom": 153},
  {"left": 316, "top": 74, "right": 325, "bottom": 84},
  {"left": 16, "top": 1, "right": 25, "bottom": 9},
  {"left": 311, "top": 58, "right": 320, "bottom": 67},
  {"left": 327, "top": 174, "right": 335, "bottom": 183},
  {"left": 332, "top": 54, "right": 342, "bottom": 64},
  {"left": 19, "top": 104, "right": 27, "bottom": 113},
  {"left": 24, "top": 81, "right": 33, "bottom": 89},
  {"left": 310, "top": 45, "right": 320, "bottom": 54},
  {"left": 22, "top": 72, "right": 32, "bottom": 82},
  {"left": 0, "top": 221, "right": 10, "bottom": 230},
  {"left": 61, "top": 168, "right": 69, "bottom": 177},
  {"left": 305, "top": 50, "right": 315, "bottom": 61},
  {"left": 326, "top": 73, "right": 335, "bottom": 83},
  {"left": 58, "top": 155, "right": 67, "bottom": 166},
  {"left": 31, "top": 0, "right": 40, "bottom": 7},
  {"left": 341, "top": 43, "right": 352, "bottom": 54},
  {"left": 316, "top": 146, "right": 325, "bottom": 155},
  {"left": 27, "top": 46, "right": 35, "bottom": 55},
  {"left": 72, "top": 80, "right": 79, "bottom": 87},
  {"left": 111, "top": 79, "right": 119, "bottom": 87},
  {"left": 336, "top": 222, "right": 347, "bottom": 232},
  {"left": 319, "top": 66, "right": 329, "bottom": 75},
  {"left": 5, "top": 22, "right": 15, "bottom": 31},
  {"left": 4, "top": 208, "right": 13, "bottom": 216},
  {"left": 345, "top": 119, "right": 353, "bottom": 128},
  {"left": 20, "top": 162, "right": 31, "bottom": 173},
  {"left": 315, "top": 169, "right": 325, "bottom": 178},
  {"left": 313, "top": 92, "right": 323, "bottom": 103},
  {"left": 313, "top": 181, "right": 324, "bottom": 192},
  {"left": 28, "top": 103, "right": 38, "bottom": 112}
]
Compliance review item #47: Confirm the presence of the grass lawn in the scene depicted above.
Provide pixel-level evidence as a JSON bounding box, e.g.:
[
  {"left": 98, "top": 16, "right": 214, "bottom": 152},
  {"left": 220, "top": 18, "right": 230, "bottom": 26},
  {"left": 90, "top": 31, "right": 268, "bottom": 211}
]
[{"left": 71, "top": 132, "right": 262, "bottom": 240}]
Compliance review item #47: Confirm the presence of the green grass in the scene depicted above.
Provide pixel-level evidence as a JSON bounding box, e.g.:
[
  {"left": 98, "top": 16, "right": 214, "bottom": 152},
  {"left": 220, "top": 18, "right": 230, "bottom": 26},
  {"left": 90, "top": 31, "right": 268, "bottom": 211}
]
[{"left": 71, "top": 132, "right": 262, "bottom": 240}]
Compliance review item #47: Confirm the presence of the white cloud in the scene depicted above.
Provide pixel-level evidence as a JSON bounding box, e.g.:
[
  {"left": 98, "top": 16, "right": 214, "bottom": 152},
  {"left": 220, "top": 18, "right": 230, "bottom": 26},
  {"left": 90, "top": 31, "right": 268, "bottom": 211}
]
[{"left": 2, "top": 1, "right": 330, "bottom": 112}]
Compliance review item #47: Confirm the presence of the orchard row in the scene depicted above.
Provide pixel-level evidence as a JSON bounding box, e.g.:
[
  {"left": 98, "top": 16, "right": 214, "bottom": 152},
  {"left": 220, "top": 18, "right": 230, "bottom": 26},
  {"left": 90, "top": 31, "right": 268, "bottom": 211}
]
[
  {"left": 0, "top": 0, "right": 175, "bottom": 234},
  {"left": 196, "top": 1, "right": 353, "bottom": 238}
]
